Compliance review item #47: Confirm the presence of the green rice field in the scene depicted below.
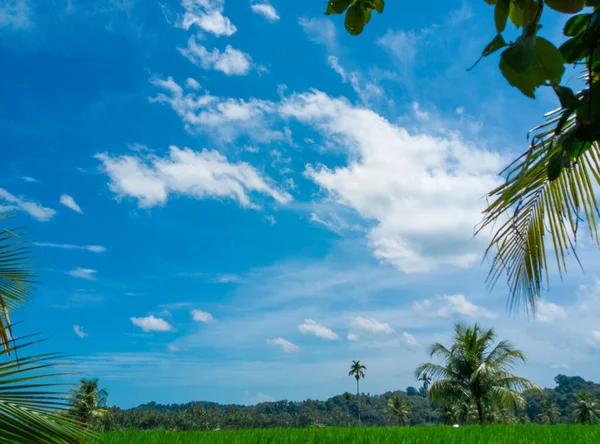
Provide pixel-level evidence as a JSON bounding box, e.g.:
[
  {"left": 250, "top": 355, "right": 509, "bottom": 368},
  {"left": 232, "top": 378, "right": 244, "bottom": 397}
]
[{"left": 98, "top": 425, "right": 600, "bottom": 443}]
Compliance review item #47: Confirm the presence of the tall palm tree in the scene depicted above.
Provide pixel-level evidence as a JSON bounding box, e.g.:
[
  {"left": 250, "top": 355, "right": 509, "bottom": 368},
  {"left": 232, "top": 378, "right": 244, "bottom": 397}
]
[
  {"left": 342, "top": 392, "right": 352, "bottom": 427},
  {"left": 572, "top": 392, "right": 600, "bottom": 424},
  {"left": 68, "top": 378, "right": 111, "bottom": 427},
  {"left": 385, "top": 394, "right": 411, "bottom": 426},
  {"left": 0, "top": 211, "right": 90, "bottom": 442},
  {"left": 415, "top": 323, "right": 540, "bottom": 425},
  {"left": 418, "top": 372, "right": 431, "bottom": 422},
  {"left": 348, "top": 360, "right": 366, "bottom": 426}
]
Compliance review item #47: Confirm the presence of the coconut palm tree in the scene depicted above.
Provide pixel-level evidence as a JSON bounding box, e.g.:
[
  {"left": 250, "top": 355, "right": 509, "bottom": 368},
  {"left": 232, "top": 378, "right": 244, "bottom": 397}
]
[
  {"left": 572, "top": 392, "right": 600, "bottom": 424},
  {"left": 536, "top": 398, "right": 561, "bottom": 424},
  {"left": 418, "top": 372, "right": 431, "bottom": 422},
  {"left": 415, "top": 323, "right": 540, "bottom": 425},
  {"left": 385, "top": 394, "right": 411, "bottom": 426},
  {"left": 68, "top": 378, "right": 111, "bottom": 428},
  {"left": 348, "top": 360, "right": 366, "bottom": 426},
  {"left": 0, "top": 211, "right": 90, "bottom": 442},
  {"left": 342, "top": 392, "right": 352, "bottom": 426}
]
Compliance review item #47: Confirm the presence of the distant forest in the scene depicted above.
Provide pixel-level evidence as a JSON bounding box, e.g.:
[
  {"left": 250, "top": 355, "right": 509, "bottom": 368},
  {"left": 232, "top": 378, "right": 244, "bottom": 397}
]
[{"left": 102, "top": 375, "right": 600, "bottom": 430}]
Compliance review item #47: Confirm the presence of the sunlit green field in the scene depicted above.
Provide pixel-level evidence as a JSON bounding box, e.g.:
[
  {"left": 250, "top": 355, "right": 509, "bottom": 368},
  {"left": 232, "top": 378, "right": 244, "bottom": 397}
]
[{"left": 98, "top": 425, "right": 600, "bottom": 443}]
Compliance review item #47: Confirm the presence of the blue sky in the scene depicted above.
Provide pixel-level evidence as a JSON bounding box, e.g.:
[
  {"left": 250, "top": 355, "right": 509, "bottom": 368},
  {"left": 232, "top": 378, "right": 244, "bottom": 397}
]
[{"left": 1, "top": 0, "right": 599, "bottom": 408}]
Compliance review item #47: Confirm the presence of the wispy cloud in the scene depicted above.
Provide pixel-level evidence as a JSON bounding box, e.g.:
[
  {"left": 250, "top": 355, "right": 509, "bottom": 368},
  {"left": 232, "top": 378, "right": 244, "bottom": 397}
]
[
  {"left": 0, "top": 188, "right": 56, "bottom": 221},
  {"left": 413, "top": 294, "right": 497, "bottom": 319},
  {"left": 60, "top": 194, "right": 83, "bottom": 214},
  {"left": 130, "top": 315, "right": 174, "bottom": 332},
  {"left": 298, "top": 319, "right": 339, "bottom": 340},
  {"left": 178, "top": 0, "right": 236, "bottom": 37},
  {"left": 65, "top": 268, "right": 97, "bottom": 281},
  {"left": 250, "top": 3, "right": 279, "bottom": 22},
  {"left": 0, "top": 0, "right": 32, "bottom": 30},
  {"left": 191, "top": 309, "right": 216, "bottom": 323},
  {"left": 266, "top": 337, "right": 299, "bottom": 353},
  {"left": 299, "top": 17, "right": 337, "bottom": 53},
  {"left": 22, "top": 176, "right": 37, "bottom": 183},
  {"left": 35, "top": 243, "right": 106, "bottom": 253},
  {"left": 73, "top": 325, "right": 88, "bottom": 338}
]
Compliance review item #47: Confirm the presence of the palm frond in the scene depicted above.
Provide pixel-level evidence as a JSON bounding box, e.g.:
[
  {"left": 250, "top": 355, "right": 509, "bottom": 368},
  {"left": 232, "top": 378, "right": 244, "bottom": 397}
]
[
  {"left": 0, "top": 336, "right": 91, "bottom": 443},
  {"left": 0, "top": 212, "right": 35, "bottom": 352},
  {"left": 478, "top": 102, "right": 600, "bottom": 309}
]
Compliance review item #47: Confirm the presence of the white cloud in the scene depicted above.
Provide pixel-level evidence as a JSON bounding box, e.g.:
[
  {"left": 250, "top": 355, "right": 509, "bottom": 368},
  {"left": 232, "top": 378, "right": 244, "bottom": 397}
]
[
  {"left": 377, "top": 30, "right": 420, "bottom": 70},
  {"left": 73, "top": 325, "right": 88, "bottom": 338},
  {"left": 0, "top": 188, "right": 56, "bottom": 221},
  {"left": 401, "top": 331, "right": 419, "bottom": 347},
  {"left": 251, "top": 3, "right": 279, "bottom": 22},
  {"left": 131, "top": 315, "right": 174, "bottom": 332},
  {"left": 150, "top": 76, "right": 283, "bottom": 143},
  {"left": 0, "top": 0, "right": 31, "bottom": 30},
  {"left": 328, "top": 56, "right": 384, "bottom": 104},
  {"left": 413, "top": 294, "right": 497, "bottom": 319},
  {"left": 279, "top": 90, "right": 503, "bottom": 273},
  {"left": 265, "top": 215, "right": 276, "bottom": 225},
  {"left": 299, "top": 17, "right": 337, "bottom": 52},
  {"left": 178, "top": 0, "right": 236, "bottom": 37},
  {"left": 179, "top": 37, "right": 252, "bottom": 75},
  {"left": 35, "top": 243, "right": 107, "bottom": 253},
  {"left": 298, "top": 319, "right": 339, "bottom": 340},
  {"left": 348, "top": 316, "right": 394, "bottom": 334},
  {"left": 65, "top": 268, "right": 97, "bottom": 281},
  {"left": 168, "top": 344, "right": 180, "bottom": 352},
  {"left": 534, "top": 301, "right": 567, "bottom": 324},
  {"left": 266, "top": 337, "right": 299, "bottom": 353},
  {"left": 186, "top": 77, "right": 201, "bottom": 90},
  {"left": 191, "top": 309, "right": 216, "bottom": 323},
  {"left": 592, "top": 331, "right": 600, "bottom": 348},
  {"left": 96, "top": 145, "right": 291, "bottom": 209},
  {"left": 60, "top": 194, "right": 83, "bottom": 213},
  {"left": 347, "top": 332, "right": 359, "bottom": 341},
  {"left": 22, "top": 176, "right": 37, "bottom": 182}
]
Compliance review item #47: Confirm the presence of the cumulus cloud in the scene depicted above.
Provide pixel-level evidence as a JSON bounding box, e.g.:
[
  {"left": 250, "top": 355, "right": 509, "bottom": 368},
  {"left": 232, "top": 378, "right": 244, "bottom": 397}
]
[
  {"left": 298, "top": 319, "right": 339, "bottom": 340},
  {"left": 179, "top": 36, "right": 252, "bottom": 75},
  {"left": 266, "top": 337, "right": 299, "bottom": 352},
  {"left": 191, "top": 309, "right": 216, "bottom": 323},
  {"left": 279, "top": 90, "right": 503, "bottom": 273},
  {"left": 0, "top": 188, "right": 56, "bottom": 221},
  {"left": 35, "top": 243, "right": 106, "bottom": 253},
  {"left": 73, "top": 325, "right": 88, "bottom": 338},
  {"left": 251, "top": 3, "right": 279, "bottom": 22},
  {"left": 96, "top": 145, "right": 291, "bottom": 209},
  {"left": 178, "top": 0, "right": 236, "bottom": 37},
  {"left": 534, "top": 301, "right": 567, "bottom": 324},
  {"left": 348, "top": 316, "right": 394, "bottom": 334},
  {"left": 413, "top": 294, "right": 497, "bottom": 319},
  {"left": 60, "top": 194, "right": 83, "bottom": 213},
  {"left": 131, "top": 315, "right": 174, "bottom": 332},
  {"left": 150, "top": 76, "right": 283, "bottom": 143},
  {"left": 401, "top": 331, "right": 419, "bottom": 347},
  {"left": 65, "top": 268, "right": 97, "bottom": 281}
]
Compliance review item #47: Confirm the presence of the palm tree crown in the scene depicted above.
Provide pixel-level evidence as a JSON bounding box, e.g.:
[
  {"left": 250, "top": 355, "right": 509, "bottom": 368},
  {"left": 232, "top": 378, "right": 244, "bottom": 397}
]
[
  {"left": 385, "top": 394, "right": 411, "bottom": 426},
  {"left": 572, "top": 392, "right": 600, "bottom": 424},
  {"left": 349, "top": 360, "right": 366, "bottom": 382},
  {"left": 68, "top": 378, "right": 111, "bottom": 427},
  {"left": 415, "top": 322, "right": 540, "bottom": 425}
]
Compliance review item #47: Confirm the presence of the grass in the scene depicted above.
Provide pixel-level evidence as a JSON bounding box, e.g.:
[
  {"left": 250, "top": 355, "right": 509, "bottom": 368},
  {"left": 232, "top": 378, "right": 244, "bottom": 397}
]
[{"left": 98, "top": 425, "right": 600, "bottom": 443}]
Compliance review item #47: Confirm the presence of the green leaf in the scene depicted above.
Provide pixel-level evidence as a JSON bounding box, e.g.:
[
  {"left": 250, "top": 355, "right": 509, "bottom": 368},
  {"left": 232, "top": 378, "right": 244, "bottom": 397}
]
[
  {"left": 509, "top": 1, "right": 525, "bottom": 28},
  {"left": 483, "top": 34, "right": 508, "bottom": 56},
  {"left": 559, "top": 36, "right": 585, "bottom": 63},
  {"left": 495, "top": 0, "right": 510, "bottom": 33},
  {"left": 545, "top": 0, "right": 585, "bottom": 13},
  {"left": 344, "top": 3, "right": 366, "bottom": 35},
  {"left": 372, "top": 0, "right": 384, "bottom": 13},
  {"left": 535, "top": 37, "right": 565, "bottom": 85},
  {"left": 501, "top": 34, "right": 536, "bottom": 72},
  {"left": 553, "top": 86, "right": 579, "bottom": 109},
  {"left": 485, "top": 0, "right": 497, "bottom": 4},
  {"left": 563, "top": 14, "right": 591, "bottom": 37},
  {"left": 326, "top": 0, "right": 352, "bottom": 15},
  {"left": 499, "top": 57, "right": 537, "bottom": 98},
  {"left": 364, "top": 7, "right": 372, "bottom": 24},
  {"left": 547, "top": 152, "right": 564, "bottom": 181}
]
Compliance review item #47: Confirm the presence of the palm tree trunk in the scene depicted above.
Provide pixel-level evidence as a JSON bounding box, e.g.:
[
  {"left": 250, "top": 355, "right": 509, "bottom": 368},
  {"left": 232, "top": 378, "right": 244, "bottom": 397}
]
[
  {"left": 346, "top": 404, "right": 350, "bottom": 427},
  {"left": 356, "top": 377, "right": 361, "bottom": 427},
  {"left": 476, "top": 398, "right": 484, "bottom": 425}
]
